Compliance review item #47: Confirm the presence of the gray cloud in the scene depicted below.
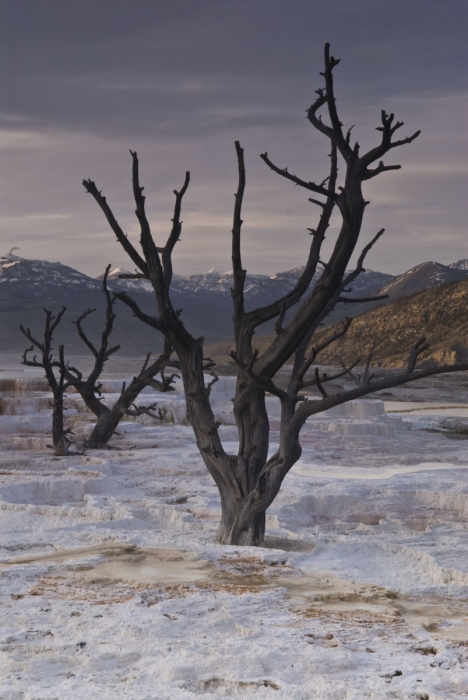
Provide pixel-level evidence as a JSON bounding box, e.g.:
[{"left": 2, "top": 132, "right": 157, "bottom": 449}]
[{"left": 0, "top": 0, "right": 466, "bottom": 277}]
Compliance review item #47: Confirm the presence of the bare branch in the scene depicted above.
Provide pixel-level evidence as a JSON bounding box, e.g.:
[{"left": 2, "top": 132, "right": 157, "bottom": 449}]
[
  {"left": 320, "top": 43, "right": 354, "bottom": 161},
  {"left": 202, "top": 356, "right": 216, "bottom": 372},
  {"left": 274, "top": 299, "right": 287, "bottom": 335},
  {"left": 338, "top": 294, "right": 389, "bottom": 304},
  {"left": 205, "top": 372, "right": 219, "bottom": 397},
  {"left": 162, "top": 171, "right": 190, "bottom": 290},
  {"left": 73, "top": 308, "right": 98, "bottom": 357},
  {"left": 360, "top": 110, "right": 421, "bottom": 168},
  {"left": 231, "top": 140, "right": 247, "bottom": 321},
  {"left": 144, "top": 369, "right": 179, "bottom": 393},
  {"left": 308, "top": 197, "right": 325, "bottom": 209},
  {"left": 21, "top": 345, "right": 52, "bottom": 368},
  {"left": 345, "top": 124, "right": 355, "bottom": 145},
  {"left": 389, "top": 131, "right": 421, "bottom": 150},
  {"left": 407, "top": 337, "right": 430, "bottom": 373},
  {"left": 64, "top": 361, "right": 83, "bottom": 386},
  {"left": 138, "top": 342, "right": 179, "bottom": 393},
  {"left": 73, "top": 266, "right": 120, "bottom": 381},
  {"left": 298, "top": 316, "right": 353, "bottom": 383},
  {"left": 140, "top": 351, "right": 152, "bottom": 374},
  {"left": 82, "top": 178, "right": 148, "bottom": 275},
  {"left": 362, "top": 161, "right": 401, "bottom": 180},
  {"left": 260, "top": 151, "right": 334, "bottom": 198},
  {"left": 20, "top": 307, "right": 67, "bottom": 372},
  {"left": 247, "top": 142, "right": 338, "bottom": 331},
  {"left": 125, "top": 402, "right": 162, "bottom": 420},
  {"left": 295, "top": 362, "right": 468, "bottom": 426},
  {"left": 340, "top": 229, "right": 386, "bottom": 291},
  {"left": 118, "top": 272, "right": 149, "bottom": 280},
  {"left": 306, "top": 88, "right": 333, "bottom": 141},
  {"left": 20, "top": 327, "right": 45, "bottom": 354},
  {"left": 302, "top": 358, "right": 360, "bottom": 388},
  {"left": 130, "top": 150, "right": 162, "bottom": 280},
  {"left": 113, "top": 291, "right": 162, "bottom": 330},
  {"left": 314, "top": 367, "right": 328, "bottom": 398},
  {"left": 48, "top": 307, "right": 67, "bottom": 338},
  {"left": 96, "top": 265, "right": 121, "bottom": 364},
  {"left": 355, "top": 228, "right": 386, "bottom": 273}
]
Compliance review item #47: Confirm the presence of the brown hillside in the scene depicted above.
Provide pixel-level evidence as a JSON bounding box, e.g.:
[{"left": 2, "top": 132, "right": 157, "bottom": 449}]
[
  {"left": 296, "top": 279, "right": 468, "bottom": 368},
  {"left": 205, "top": 279, "right": 468, "bottom": 368}
]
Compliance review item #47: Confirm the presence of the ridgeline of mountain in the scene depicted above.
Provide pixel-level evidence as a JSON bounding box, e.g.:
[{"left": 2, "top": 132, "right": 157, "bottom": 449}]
[
  {"left": 107, "top": 260, "right": 468, "bottom": 308},
  {"left": 0, "top": 255, "right": 102, "bottom": 300},
  {"left": 377, "top": 261, "right": 468, "bottom": 301},
  {"left": 103, "top": 266, "right": 394, "bottom": 308},
  {"left": 1, "top": 254, "right": 467, "bottom": 356}
]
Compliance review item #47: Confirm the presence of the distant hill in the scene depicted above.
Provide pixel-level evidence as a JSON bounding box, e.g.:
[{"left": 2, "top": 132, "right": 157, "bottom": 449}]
[
  {"left": 299, "top": 279, "right": 468, "bottom": 368},
  {"left": 0, "top": 254, "right": 102, "bottom": 300},
  {"left": 377, "top": 261, "right": 468, "bottom": 301}
]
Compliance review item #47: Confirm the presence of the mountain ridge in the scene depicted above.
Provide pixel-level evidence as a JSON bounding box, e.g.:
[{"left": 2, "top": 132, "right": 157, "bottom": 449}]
[{"left": 1, "top": 253, "right": 467, "bottom": 355}]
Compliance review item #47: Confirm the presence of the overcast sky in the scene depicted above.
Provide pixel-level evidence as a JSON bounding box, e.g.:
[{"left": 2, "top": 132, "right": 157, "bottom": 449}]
[{"left": 1, "top": 0, "right": 466, "bottom": 277}]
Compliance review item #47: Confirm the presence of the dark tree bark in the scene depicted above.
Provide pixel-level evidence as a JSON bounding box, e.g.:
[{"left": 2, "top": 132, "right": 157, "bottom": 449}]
[
  {"left": 20, "top": 309, "right": 78, "bottom": 456},
  {"left": 83, "top": 45, "right": 468, "bottom": 545},
  {"left": 63, "top": 266, "right": 179, "bottom": 449},
  {"left": 81, "top": 347, "right": 177, "bottom": 449}
]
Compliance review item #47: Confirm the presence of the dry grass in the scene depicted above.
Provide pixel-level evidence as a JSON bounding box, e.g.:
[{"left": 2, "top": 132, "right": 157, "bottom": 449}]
[{"left": 24, "top": 571, "right": 276, "bottom": 607}]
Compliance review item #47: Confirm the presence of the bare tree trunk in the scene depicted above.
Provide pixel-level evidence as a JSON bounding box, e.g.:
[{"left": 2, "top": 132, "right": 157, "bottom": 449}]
[
  {"left": 86, "top": 406, "right": 123, "bottom": 448},
  {"left": 20, "top": 310, "right": 78, "bottom": 456},
  {"left": 80, "top": 352, "right": 176, "bottom": 448},
  {"left": 51, "top": 391, "right": 69, "bottom": 456}
]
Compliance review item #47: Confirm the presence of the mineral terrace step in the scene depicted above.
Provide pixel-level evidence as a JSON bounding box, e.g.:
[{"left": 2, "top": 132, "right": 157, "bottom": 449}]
[
  {"left": 0, "top": 436, "right": 50, "bottom": 450},
  {"left": 309, "top": 417, "right": 402, "bottom": 437}
]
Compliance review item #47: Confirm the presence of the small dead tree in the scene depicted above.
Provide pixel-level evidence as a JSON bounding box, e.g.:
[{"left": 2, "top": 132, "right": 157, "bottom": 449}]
[
  {"left": 63, "top": 265, "right": 179, "bottom": 448},
  {"left": 19, "top": 271, "right": 179, "bottom": 453},
  {"left": 83, "top": 44, "right": 468, "bottom": 545},
  {"left": 20, "top": 308, "right": 78, "bottom": 456}
]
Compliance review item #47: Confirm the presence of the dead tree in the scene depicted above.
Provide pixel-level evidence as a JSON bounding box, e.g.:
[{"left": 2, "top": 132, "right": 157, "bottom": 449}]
[
  {"left": 20, "top": 308, "right": 77, "bottom": 456},
  {"left": 63, "top": 265, "right": 179, "bottom": 448},
  {"left": 83, "top": 44, "right": 468, "bottom": 545}
]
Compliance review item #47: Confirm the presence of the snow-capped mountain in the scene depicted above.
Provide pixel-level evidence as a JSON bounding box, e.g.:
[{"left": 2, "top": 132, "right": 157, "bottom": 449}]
[
  {"left": 3, "top": 253, "right": 466, "bottom": 312},
  {"left": 172, "top": 268, "right": 301, "bottom": 299},
  {"left": 378, "top": 261, "right": 468, "bottom": 300},
  {"left": 104, "top": 265, "right": 395, "bottom": 308},
  {"left": 0, "top": 254, "right": 101, "bottom": 300},
  {"left": 450, "top": 259, "right": 468, "bottom": 271},
  {"left": 104, "top": 266, "right": 299, "bottom": 300}
]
